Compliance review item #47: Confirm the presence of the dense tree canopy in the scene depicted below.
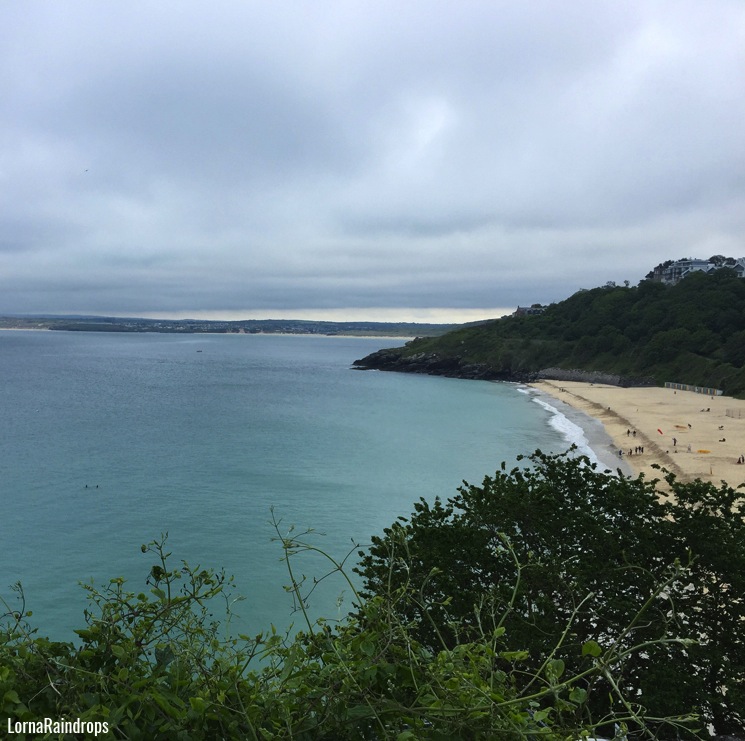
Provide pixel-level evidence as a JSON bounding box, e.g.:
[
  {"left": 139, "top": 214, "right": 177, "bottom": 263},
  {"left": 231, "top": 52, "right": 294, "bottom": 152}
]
[
  {"left": 357, "top": 451, "right": 745, "bottom": 737},
  {"left": 359, "top": 269, "right": 745, "bottom": 396}
]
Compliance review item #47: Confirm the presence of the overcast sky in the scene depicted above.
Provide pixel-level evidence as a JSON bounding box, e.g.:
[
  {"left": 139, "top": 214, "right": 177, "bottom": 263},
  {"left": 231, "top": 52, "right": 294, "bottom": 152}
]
[{"left": 2, "top": 1, "right": 744, "bottom": 322}]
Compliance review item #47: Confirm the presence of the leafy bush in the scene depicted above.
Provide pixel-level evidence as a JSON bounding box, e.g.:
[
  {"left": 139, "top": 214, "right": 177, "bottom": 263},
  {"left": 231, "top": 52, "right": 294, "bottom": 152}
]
[{"left": 357, "top": 451, "right": 745, "bottom": 737}]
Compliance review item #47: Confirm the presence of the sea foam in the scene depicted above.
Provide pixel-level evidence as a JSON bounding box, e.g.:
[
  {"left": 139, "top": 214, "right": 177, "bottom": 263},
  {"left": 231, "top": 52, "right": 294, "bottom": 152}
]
[{"left": 517, "top": 386, "right": 618, "bottom": 470}]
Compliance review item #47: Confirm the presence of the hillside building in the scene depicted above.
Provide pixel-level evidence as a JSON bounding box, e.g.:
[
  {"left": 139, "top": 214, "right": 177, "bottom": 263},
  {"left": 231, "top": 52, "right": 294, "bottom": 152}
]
[
  {"left": 652, "top": 257, "right": 745, "bottom": 285},
  {"left": 513, "top": 305, "right": 546, "bottom": 316}
]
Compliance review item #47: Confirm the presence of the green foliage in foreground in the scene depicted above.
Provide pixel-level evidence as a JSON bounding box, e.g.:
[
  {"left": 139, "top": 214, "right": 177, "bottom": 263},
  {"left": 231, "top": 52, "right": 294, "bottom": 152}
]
[
  {"left": 358, "top": 451, "right": 745, "bottom": 738},
  {"left": 392, "top": 269, "right": 745, "bottom": 395},
  {"left": 2, "top": 452, "right": 743, "bottom": 739}
]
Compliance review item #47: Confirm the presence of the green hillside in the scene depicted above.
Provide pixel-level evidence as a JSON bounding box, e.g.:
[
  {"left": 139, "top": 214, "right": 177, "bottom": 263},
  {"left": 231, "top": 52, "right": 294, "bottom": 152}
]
[{"left": 355, "top": 268, "right": 745, "bottom": 398}]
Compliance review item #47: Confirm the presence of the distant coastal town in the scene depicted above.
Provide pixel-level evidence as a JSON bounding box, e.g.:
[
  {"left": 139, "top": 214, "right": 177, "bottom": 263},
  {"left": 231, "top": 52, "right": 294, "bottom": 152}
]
[{"left": 0, "top": 315, "right": 459, "bottom": 337}]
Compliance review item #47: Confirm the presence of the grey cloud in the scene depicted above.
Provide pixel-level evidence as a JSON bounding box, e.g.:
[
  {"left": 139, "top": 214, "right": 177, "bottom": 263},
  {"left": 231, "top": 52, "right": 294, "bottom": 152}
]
[{"left": 1, "top": 0, "right": 743, "bottom": 319}]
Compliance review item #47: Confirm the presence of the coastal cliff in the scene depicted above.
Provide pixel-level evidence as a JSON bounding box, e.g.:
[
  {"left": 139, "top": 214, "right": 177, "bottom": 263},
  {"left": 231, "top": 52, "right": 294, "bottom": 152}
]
[
  {"left": 352, "top": 347, "right": 537, "bottom": 382},
  {"left": 352, "top": 349, "right": 651, "bottom": 386},
  {"left": 354, "top": 269, "right": 745, "bottom": 396}
]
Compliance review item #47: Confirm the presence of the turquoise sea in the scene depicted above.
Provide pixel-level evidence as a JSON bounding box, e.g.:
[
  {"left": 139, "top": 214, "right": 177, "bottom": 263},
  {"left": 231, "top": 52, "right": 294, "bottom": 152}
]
[{"left": 0, "top": 330, "right": 618, "bottom": 641}]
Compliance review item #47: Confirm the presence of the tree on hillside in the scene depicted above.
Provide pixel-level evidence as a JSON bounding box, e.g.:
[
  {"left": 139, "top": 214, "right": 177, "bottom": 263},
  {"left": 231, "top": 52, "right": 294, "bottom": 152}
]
[
  {"left": 357, "top": 271, "right": 745, "bottom": 396},
  {"left": 356, "top": 451, "right": 745, "bottom": 737}
]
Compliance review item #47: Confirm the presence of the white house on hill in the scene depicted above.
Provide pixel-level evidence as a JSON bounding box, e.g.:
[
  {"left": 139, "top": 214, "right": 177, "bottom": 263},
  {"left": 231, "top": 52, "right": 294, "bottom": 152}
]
[{"left": 653, "top": 257, "right": 745, "bottom": 285}]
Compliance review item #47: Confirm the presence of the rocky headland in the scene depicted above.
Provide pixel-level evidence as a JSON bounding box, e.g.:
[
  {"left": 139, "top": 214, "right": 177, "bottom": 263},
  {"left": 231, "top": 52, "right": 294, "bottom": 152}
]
[{"left": 352, "top": 349, "right": 655, "bottom": 387}]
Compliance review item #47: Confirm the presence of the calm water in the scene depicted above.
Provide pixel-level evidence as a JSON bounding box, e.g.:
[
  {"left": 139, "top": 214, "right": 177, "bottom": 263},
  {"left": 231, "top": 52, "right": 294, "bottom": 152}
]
[{"left": 0, "top": 330, "right": 575, "bottom": 641}]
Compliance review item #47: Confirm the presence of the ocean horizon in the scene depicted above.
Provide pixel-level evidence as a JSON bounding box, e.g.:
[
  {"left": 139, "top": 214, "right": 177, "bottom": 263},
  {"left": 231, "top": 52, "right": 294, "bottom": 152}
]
[{"left": 0, "top": 330, "right": 622, "bottom": 642}]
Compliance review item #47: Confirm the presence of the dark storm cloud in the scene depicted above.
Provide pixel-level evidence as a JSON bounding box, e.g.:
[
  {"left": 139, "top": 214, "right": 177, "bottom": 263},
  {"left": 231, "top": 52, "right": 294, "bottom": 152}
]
[{"left": 1, "top": 0, "right": 743, "bottom": 319}]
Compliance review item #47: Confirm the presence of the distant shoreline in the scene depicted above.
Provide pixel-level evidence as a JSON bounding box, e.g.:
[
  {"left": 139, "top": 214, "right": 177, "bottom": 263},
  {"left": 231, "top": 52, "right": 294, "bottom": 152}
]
[
  {"left": 0, "top": 327, "right": 412, "bottom": 341},
  {"left": 0, "top": 316, "right": 457, "bottom": 339}
]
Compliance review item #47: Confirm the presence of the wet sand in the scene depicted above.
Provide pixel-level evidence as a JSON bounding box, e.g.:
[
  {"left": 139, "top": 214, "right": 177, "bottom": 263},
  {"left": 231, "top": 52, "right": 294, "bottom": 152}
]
[{"left": 528, "top": 380, "right": 745, "bottom": 488}]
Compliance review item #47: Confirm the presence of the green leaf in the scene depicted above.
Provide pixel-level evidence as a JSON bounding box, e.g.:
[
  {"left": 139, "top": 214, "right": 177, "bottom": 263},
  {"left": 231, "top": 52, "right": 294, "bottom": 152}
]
[
  {"left": 346, "top": 705, "right": 374, "bottom": 719},
  {"left": 569, "top": 687, "right": 588, "bottom": 704},
  {"left": 359, "top": 637, "right": 376, "bottom": 656},
  {"left": 500, "top": 650, "right": 529, "bottom": 661},
  {"left": 279, "top": 647, "right": 297, "bottom": 682},
  {"left": 111, "top": 644, "right": 126, "bottom": 659},
  {"left": 152, "top": 692, "right": 182, "bottom": 719},
  {"left": 582, "top": 640, "right": 602, "bottom": 657},
  {"left": 3, "top": 690, "right": 21, "bottom": 705}
]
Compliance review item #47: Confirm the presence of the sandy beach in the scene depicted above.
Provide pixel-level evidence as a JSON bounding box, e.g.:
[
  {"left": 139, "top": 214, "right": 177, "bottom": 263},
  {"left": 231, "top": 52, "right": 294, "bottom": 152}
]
[{"left": 528, "top": 380, "right": 745, "bottom": 489}]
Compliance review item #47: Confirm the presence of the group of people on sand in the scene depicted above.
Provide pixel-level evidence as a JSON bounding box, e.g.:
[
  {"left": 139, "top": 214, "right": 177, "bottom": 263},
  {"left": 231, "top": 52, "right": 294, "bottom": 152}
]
[{"left": 619, "top": 446, "right": 644, "bottom": 457}]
